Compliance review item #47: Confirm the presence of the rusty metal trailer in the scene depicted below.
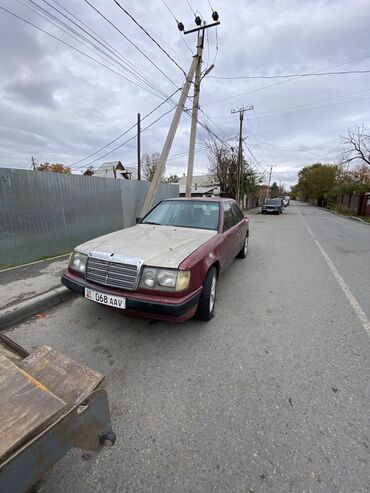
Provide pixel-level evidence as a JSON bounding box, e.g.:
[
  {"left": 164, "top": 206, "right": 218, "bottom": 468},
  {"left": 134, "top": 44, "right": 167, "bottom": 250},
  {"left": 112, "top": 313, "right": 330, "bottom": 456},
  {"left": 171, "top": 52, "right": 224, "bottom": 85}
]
[{"left": 0, "top": 333, "right": 116, "bottom": 493}]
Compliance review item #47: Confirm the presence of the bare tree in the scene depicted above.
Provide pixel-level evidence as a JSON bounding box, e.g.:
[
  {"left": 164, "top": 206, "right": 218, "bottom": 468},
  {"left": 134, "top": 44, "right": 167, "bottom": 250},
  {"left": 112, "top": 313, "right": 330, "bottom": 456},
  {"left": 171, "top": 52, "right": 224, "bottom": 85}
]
[
  {"left": 142, "top": 152, "right": 162, "bottom": 181},
  {"left": 340, "top": 124, "right": 370, "bottom": 166}
]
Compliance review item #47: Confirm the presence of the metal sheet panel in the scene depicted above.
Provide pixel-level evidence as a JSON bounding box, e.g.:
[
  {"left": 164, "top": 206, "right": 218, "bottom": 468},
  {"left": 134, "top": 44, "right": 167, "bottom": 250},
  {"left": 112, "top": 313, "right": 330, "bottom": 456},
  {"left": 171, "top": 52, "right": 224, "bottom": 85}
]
[{"left": 0, "top": 169, "right": 178, "bottom": 268}]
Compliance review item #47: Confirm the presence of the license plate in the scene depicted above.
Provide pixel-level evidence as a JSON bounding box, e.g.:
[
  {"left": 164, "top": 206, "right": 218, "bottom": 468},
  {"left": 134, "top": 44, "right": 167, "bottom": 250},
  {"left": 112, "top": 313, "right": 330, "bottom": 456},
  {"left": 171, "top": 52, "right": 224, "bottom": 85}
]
[{"left": 85, "top": 288, "right": 126, "bottom": 309}]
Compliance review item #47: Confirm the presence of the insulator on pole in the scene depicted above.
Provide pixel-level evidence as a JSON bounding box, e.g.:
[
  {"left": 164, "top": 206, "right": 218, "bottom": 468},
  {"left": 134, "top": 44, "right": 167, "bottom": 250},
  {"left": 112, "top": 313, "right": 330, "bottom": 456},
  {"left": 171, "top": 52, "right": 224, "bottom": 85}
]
[{"left": 212, "top": 11, "right": 219, "bottom": 21}]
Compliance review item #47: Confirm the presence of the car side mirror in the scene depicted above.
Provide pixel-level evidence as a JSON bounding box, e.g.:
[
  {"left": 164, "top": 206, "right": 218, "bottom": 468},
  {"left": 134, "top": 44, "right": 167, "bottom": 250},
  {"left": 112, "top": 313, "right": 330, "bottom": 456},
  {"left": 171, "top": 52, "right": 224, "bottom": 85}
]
[{"left": 136, "top": 217, "right": 142, "bottom": 224}]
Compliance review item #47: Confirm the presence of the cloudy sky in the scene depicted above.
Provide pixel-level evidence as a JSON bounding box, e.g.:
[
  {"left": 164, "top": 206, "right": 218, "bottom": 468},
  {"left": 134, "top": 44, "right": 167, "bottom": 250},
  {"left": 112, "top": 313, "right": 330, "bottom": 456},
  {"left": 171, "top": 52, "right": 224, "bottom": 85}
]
[{"left": 0, "top": 0, "right": 369, "bottom": 187}]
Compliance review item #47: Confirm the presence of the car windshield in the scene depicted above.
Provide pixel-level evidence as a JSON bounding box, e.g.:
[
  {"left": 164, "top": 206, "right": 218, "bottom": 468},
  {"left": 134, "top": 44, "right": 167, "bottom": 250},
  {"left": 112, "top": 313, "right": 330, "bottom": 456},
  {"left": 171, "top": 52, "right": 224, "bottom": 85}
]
[
  {"left": 265, "top": 199, "right": 281, "bottom": 205},
  {"left": 142, "top": 200, "right": 220, "bottom": 230}
]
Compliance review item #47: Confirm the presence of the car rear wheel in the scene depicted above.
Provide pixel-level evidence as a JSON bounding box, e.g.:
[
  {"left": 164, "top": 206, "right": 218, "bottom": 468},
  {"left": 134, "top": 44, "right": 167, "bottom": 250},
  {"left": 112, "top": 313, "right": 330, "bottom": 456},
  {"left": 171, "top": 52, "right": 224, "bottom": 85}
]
[
  {"left": 195, "top": 266, "right": 217, "bottom": 321},
  {"left": 237, "top": 235, "right": 248, "bottom": 258}
]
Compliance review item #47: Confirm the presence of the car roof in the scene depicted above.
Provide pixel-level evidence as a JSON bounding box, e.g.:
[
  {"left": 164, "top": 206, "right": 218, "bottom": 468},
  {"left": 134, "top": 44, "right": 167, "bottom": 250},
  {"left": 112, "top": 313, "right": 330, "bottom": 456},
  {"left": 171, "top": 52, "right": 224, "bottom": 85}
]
[{"left": 163, "top": 197, "right": 232, "bottom": 203}]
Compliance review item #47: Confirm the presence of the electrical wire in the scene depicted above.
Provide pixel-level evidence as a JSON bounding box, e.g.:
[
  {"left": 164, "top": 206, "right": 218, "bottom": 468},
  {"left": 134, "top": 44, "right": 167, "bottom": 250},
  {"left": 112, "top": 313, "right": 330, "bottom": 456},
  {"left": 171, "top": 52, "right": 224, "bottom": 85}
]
[
  {"left": 160, "top": 0, "right": 193, "bottom": 54},
  {"left": 83, "top": 0, "right": 180, "bottom": 89},
  {"left": 70, "top": 88, "right": 181, "bottom": 166},
  {"left": 211, "top": 26, "right": 219, "bottom": 66},
  {"left": 49, "top": 0, "right": 170, "bottom": 98},
  {"left": 20, "top": 0, "right": 168, "bottom": 99},
  {"left": 112, "top": 0, "right": 187, "bottom": 78},
  {"left": 185, "top": 0, "right": 196, "bottom": 16},
  {"left": 248, "top": 95, "right": 370, "bottom": 121},
  {"left": 255, "top": 142, "right": 334, "bottom": 158},
  {"left": 0, "top": 5, "right": 171, "bottom": 98},
  {"left": 209, "top": 69, "right": 370, "bottom": 80},
  {"left": 74, "top": 106, "right": 177, "bottom": 169},
  {"left": 37, "top": 0, "right": 171, "bottom": 99},
  {"left": 204, "top": 54, "right": 370, "bottom": 106}
]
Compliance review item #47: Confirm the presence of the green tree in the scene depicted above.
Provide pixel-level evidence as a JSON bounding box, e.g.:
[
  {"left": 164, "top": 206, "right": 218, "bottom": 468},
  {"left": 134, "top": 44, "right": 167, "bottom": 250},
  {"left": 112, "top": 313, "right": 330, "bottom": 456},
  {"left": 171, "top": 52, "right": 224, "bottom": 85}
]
[
  {"left": 270, "top": 182, "right": 279, "bottom": 198},
  {"left": 296, "top": 163, "right": 341, "bottom": 206}
]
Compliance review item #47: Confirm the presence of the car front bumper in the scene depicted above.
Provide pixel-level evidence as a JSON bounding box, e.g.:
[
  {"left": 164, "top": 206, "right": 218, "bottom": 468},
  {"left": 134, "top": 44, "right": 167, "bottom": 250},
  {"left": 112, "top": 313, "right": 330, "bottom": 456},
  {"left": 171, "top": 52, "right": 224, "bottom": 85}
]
[{"left": 61, "top": 271, "right": 201, "bottom": 323}]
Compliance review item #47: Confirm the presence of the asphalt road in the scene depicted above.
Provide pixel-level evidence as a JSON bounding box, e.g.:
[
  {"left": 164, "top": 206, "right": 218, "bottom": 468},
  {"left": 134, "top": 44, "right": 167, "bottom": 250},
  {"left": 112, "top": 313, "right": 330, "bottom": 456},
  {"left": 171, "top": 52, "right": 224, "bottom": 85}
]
[{"left": 6, "top": 202, "right": 370, "bottom": 493}]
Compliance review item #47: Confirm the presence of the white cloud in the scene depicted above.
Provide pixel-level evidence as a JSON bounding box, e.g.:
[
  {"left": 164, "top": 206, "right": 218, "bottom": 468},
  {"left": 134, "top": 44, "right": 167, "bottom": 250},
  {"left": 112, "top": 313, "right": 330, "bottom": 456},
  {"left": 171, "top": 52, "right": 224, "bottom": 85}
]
[{"left": 0, "top": 0, "right": 369, "bottom": 188}]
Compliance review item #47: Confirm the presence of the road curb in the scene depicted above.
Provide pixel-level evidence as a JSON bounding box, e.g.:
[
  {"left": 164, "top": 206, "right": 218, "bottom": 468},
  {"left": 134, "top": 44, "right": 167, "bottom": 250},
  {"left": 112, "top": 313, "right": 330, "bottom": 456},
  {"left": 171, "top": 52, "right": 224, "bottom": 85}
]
[
  {"left": 319, "top": 207, "right": 370, "bottom": 225},
  {"left": 0, "top": 287, "right": 76, "bottom": 330}
]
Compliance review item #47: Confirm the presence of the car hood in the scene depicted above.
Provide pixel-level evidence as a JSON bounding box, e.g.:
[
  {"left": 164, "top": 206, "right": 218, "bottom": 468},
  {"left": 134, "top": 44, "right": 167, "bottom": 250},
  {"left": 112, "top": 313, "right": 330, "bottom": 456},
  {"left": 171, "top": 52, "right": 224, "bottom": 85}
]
[{"left": 75, "top": 224, "right": 217, "bottom": 268}]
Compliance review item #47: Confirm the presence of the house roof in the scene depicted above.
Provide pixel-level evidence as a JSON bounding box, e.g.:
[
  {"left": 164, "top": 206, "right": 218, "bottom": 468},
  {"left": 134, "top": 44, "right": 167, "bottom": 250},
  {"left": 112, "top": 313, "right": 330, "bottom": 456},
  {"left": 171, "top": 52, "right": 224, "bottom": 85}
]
[{"left": 94, "top": 161, "right": 133, "bottom": 179}]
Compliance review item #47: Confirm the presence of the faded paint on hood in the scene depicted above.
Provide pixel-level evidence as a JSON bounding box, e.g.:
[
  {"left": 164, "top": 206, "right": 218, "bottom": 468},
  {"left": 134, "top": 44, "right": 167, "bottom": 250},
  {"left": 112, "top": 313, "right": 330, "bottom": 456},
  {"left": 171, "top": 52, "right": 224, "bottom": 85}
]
[{"left": 75, "top": 224, "right": 217, "bottom": 268}]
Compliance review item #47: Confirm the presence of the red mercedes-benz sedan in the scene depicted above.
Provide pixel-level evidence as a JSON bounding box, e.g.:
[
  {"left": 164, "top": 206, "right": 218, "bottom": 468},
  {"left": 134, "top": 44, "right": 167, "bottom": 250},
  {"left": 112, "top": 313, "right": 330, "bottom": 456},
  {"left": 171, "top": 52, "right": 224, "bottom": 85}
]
[{"left": 62, "top": 198, "right": 249, "bottom": 323}]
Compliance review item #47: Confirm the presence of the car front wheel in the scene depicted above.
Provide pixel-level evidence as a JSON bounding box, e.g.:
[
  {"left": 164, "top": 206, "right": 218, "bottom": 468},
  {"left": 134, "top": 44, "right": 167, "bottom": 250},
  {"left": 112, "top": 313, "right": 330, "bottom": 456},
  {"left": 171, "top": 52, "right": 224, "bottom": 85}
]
[{"left": 195, "top": 266, "right": 217, "bottom": 321}]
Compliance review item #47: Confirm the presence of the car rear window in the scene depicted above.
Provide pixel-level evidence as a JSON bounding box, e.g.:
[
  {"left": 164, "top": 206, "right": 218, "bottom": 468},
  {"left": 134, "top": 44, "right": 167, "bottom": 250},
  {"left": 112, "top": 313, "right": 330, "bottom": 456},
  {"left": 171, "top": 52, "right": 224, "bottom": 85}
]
[{"left": 142, "top": 200, "right": 220, "bottom": 230}]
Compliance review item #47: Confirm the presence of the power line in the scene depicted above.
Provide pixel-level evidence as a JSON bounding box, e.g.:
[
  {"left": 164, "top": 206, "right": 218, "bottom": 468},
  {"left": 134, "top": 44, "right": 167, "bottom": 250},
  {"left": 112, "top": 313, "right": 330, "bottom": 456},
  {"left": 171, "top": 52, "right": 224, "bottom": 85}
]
[
  {"left": 112, "top": 0, "right": 187, "bottom": 78},
  {"left": 209, "top": 69, "right": 370, "bottom": 80},
  {"left": 83, "top": 0, "right": 180, "bottom": 89},
  {"left": 37, "top": 0, "right": 170, "bottom": 99},
  {"left": 0, "top": 5, "right": 167, "bottom": 98},
  {"left": 49, "top": 0, "right": 170, "bottom": 98},
  {"left": 254, "top": 142, "right": 335, "bottom": 158},
  {"left": 251, "top": 87, "right": 370, "bottom": 117},
  {"left": 211, "top": 26, "right": 219, "bottom": 66},
  {"left": 20, "top": 0, "right": 167, "bottom": 98},
  {"left": 70, "top": 88, "right": 181, "bottom": 166},
  {"left": 204, "top": 87, "right": 370, "bottom": 120},
  {"left": 75, "top": 106, "right": 177, "bottom": 169},
  {"left": 185, "top": 0, "right": 196, "bottom": 17},
  {"left": 160, "top": 0, "right": 193, "bottom": 54},
  {"left": 248, "top": 95, "right": 370, "bottom": 121},
  {"left": 204, "top": 54, "right": 370, "bottom": 106},
  {"left": 248, "top": 110, "right": 275, "bottom": 166}
]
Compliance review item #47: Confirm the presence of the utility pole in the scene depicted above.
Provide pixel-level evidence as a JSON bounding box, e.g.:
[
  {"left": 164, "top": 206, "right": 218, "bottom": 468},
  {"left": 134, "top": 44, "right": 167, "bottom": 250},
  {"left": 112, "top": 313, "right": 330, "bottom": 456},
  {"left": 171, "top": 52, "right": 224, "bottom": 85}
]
[
  {"left": 140, "top": 56, "right": 198, "bottom": 216},
  {"left": 230, "top": 105, "right": 253, "bottom": 205},
  {"left": 140, "top": 15, "right": 220, "bottom": 216},
  {"left": 137, "top": 113, "right": 141, "bottom": 180},
  {"left": 266, "top": 164, "right": 273, "bottom": 198},
  {"left": 185, "top": 30, "right": 203, "bottom": 198}
]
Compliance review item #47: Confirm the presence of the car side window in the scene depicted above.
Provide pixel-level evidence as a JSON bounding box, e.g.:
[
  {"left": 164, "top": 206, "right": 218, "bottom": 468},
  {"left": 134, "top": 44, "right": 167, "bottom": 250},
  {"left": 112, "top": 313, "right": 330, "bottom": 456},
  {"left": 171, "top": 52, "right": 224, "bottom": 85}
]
[
  {"left": 231, "top": 203, "right": 244, "bottom": 223},
  {"left": 223, "top": 202, "right": 236, "bottom": 231}
]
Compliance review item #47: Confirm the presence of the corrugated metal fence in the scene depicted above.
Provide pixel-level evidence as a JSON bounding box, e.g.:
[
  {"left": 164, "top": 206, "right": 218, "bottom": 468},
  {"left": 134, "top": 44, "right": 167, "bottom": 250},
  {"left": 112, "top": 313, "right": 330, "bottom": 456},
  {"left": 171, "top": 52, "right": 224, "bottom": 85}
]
[{"left": 0, "top": 168, "right": 178, "bottom": 268}]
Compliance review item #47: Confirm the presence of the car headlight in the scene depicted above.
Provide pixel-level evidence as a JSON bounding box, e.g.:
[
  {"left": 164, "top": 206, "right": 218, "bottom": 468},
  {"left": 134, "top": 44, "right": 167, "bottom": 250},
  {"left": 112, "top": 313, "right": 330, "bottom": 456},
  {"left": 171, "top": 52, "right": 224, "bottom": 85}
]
[
  {"left": 69, "top": 251, "right": 87, "bottom": 275},
  {"left": 139, "top": 267, "right": 191, "bottom": 292}
]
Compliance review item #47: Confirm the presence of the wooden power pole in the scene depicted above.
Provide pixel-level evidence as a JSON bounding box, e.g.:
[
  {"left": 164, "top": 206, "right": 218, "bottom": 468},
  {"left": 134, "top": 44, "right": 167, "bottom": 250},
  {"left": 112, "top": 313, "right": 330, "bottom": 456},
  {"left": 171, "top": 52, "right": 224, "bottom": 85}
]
[
  {"left": 185, "top": 31, "right": 203, "bottom": 198},
  {"left": 137, "top": 113, "right": 141, "bottom": 180},
  {"left": 231, "top": 105, "right": 253, "bottom": 205}
]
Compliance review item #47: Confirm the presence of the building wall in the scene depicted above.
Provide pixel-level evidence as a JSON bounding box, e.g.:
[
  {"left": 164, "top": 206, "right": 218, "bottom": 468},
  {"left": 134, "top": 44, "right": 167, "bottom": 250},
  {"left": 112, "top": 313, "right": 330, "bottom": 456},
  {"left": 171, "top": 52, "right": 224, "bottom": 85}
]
[{"left": 0, "top": 168, "right": 178, "bottom": 268}]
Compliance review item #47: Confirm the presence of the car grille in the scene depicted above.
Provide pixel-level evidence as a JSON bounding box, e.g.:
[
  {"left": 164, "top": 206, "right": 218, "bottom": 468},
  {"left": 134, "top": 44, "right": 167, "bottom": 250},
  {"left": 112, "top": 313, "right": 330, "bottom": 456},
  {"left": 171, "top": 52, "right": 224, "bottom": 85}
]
[{"left": 86, "top": 257, "right": 139, "bottom": 291}]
